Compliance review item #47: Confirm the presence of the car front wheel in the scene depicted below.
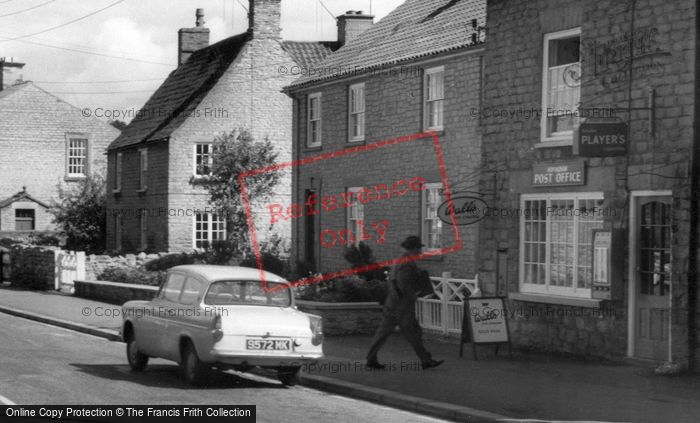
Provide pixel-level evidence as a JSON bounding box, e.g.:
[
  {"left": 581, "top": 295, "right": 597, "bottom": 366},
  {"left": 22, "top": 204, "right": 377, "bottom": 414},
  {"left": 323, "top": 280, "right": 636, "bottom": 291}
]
[
  {"left": 277, "top": 366, "right": 301, "bottom": 386},
  {"left": 182, "top": 342, "right": 210, "bottom": 385},
  {"left": 126, "top": 335, "right": 149, "bottom": 372}
]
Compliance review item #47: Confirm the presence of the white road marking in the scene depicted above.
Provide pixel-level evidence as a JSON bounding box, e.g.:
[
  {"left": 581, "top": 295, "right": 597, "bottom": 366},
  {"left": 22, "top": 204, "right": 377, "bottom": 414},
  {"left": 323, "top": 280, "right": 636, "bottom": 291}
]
[
  {"left": 0, "top": 394, "right": 16, "bottom": 405},
  {"left": 498, "top": 420, "right": 629, "bottom": 423}
]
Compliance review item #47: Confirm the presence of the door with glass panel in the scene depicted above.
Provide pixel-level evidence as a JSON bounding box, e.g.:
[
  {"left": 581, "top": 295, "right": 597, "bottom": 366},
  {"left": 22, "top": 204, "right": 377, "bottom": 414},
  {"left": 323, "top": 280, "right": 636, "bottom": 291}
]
[{"left": 634, "top": 197, "right": 671, "bottom": 360}]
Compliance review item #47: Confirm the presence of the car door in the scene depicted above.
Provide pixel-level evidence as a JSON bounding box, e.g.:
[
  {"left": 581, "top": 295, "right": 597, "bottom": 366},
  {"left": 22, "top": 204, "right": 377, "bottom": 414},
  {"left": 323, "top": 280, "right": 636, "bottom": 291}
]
[
  {"left": 147, "top": 272, "right": 186, "bottom": 358},
  {"left": 161, "top": 276, "right": 207, "bottom": 362}
]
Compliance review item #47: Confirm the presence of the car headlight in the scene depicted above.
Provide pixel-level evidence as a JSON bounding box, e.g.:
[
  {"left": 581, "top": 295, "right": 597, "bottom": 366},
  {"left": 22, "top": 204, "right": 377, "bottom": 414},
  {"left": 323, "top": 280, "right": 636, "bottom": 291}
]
[{"left": 309, "top": 315, "right": 323, "bottom": 346}]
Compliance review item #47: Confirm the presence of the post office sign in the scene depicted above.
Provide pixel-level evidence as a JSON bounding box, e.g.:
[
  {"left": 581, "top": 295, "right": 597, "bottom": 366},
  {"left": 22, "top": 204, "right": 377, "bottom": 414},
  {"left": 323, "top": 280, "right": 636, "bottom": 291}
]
[{"left": 532, "top": 161, "right": 585, "bottom": 187}]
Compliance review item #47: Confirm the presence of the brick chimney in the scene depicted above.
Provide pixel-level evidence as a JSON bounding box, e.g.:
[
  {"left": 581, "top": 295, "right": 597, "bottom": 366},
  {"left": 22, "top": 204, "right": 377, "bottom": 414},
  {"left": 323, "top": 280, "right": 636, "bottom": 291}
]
[
  {"left": 248, "top": 0, "right": 282, "bottom": 39},
  {"left": 0, "top": 58, "right": 25, "bottom": 91},
  {"left": 178, "top": 8, "right": 210, "bottom": 67},
  {"left": 337, "top": 10, "right": 374, "bottom": 46}
]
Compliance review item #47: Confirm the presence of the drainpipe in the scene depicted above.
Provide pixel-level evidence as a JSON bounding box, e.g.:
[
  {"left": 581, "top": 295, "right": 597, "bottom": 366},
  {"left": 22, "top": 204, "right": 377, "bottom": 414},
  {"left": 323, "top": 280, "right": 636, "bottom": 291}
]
[{"left": 687, "top": 0, "right": 700, "bottom": 372}]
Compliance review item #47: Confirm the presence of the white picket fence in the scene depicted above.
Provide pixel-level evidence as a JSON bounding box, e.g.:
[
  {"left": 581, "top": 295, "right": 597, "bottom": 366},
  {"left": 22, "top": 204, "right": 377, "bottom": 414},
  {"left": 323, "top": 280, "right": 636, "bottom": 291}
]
[
  {"left": 415, "top": 272, "right": 481, "bottom": 334},
  {"left": 54, "top": 250, "right": 85, "bottom": 292}
]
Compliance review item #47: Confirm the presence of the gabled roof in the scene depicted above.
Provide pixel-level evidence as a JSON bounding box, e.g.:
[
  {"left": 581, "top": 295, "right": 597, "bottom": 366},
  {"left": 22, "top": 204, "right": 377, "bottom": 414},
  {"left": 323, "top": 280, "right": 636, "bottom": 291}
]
[
  {"left": 108, "top": 35, "right": 338, "bottom": 151},
  {"left": 0, "top": 189, "right": 49, "bottom": 209},
  {"left": 286, "top": 0, "right": 486, "bottom": 90},
  {"left": 108, "top": 33, "right": 249, "bottom": 151}
]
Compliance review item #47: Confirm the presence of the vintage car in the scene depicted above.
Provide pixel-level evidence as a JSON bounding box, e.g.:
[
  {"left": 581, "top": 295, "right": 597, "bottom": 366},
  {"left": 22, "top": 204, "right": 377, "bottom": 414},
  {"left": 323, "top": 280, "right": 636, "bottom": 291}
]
[{"left": 120, "top": 265, "right": 323, "bottom": 386}]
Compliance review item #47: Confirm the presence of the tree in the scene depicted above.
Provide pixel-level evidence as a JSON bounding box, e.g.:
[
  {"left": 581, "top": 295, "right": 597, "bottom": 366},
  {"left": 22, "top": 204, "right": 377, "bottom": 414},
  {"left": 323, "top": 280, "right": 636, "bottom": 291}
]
[
  {"left": 197, "top": 129, "right": 281, "bottom": 257},
  {"left": 50, "top": 173, "right": 106, "bottom": 253}
]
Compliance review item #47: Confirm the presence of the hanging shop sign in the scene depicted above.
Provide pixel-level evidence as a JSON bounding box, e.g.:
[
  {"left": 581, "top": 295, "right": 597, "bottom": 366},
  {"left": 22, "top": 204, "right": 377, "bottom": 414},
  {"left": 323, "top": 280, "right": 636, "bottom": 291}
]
[
  {"left": 577, "top": 121, "right": 628, "bottom": 156},
  {"left": 532, "top": 161, "right": 585, "bottom": 187}
]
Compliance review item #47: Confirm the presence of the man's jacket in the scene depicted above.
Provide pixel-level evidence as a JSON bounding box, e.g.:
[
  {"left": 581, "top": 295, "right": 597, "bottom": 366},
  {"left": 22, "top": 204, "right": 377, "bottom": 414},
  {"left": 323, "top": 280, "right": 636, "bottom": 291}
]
[{"left": 384, "top": 255, "right": 433, "bottom": 313}]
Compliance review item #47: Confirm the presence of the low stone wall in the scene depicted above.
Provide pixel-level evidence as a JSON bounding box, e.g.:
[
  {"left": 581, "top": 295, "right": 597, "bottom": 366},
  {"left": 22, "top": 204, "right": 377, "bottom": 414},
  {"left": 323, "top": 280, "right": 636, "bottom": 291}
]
[
  {"left": 74, "top": 280, "right": 158, "bottom": 305},
  {"left": 296, "top": 300, "right": 384, "bottom": 335},
  {"left": 9, "top": 245, "right": 60, "bottom": 289},
  {"left": 85, "top": 253, "right": 163, "bottom": 280}
]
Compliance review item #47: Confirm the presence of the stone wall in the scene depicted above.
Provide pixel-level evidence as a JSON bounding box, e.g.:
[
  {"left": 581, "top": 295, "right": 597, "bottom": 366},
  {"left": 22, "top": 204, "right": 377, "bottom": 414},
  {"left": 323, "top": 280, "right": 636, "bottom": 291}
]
[
  {"left": 479, "top": 0, "right": 696, "bottom": 363},
  {"left": 85, "top": 252, "right": 162, "bottom": 280},
  {"left": 9, "top": 245, "right": 59, "bottom": 289},
  {"left": 296, "top": 300, "right": 384, "bottom": 335},
  {"left": 74, "top": 280, "right": 158, "bottom": 305}
]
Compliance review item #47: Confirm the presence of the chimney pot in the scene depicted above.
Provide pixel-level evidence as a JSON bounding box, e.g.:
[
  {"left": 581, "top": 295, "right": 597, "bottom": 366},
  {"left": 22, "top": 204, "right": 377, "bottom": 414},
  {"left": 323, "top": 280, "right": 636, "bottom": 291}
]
[
  {"left": 177, "top": 8, "right": 210, "bottom": 67},
  {"left": 337, "top": 10, "right": 374, "bottom": 46}
]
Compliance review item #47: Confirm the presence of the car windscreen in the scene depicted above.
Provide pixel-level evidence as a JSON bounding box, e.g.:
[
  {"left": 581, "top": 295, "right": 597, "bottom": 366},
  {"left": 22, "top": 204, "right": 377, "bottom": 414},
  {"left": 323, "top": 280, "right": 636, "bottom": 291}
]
[{"left": 204, "top": 280, "right": 291, "bottom": 307}]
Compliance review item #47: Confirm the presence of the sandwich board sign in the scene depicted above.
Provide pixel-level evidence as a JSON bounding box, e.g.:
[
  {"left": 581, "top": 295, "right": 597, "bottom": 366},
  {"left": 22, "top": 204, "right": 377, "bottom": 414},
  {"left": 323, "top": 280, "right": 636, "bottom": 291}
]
[{"left": 460, "top": 297, "right": 511, "bottom": 359}]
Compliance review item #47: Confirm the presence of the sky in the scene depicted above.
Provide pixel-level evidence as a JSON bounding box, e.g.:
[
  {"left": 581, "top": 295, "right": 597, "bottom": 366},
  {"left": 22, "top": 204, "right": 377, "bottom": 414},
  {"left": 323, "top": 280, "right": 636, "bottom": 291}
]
[{"left": 1, "top": 0, "right": 404, "bottom": 122}]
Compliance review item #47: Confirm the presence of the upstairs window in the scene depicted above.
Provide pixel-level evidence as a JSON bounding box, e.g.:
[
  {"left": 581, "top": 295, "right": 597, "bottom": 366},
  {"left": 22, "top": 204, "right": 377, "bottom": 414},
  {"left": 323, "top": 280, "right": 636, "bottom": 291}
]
[
  {"left": 348, "top": 83, "right": 365, "bottom": 142},
  {"left": 67, "top": 137, "right": 87, "bottom": 178},
  {"left": 307, "top": 92, "right": 322, "bottom": 148},
  {"left": 542, "top": 28, "right": 581, "bottom": 142},
  {"left": 424, "top": 66, "right": 444, "bottom": 131},
  {"left": 194, "top": 143, "right": 214, "bottom": 176},
  {"left": 113, "top": 152, "right": 123, "bottom": 192},
  {"left": 138, "top": 148, "right": 148, "bottom": 191}
]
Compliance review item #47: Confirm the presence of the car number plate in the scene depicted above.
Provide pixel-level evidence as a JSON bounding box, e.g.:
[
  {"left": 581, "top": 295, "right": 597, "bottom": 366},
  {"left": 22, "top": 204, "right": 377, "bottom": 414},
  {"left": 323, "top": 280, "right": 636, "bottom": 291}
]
[{"left": 246, "top": 338, "right": 291, "bottom": 351}]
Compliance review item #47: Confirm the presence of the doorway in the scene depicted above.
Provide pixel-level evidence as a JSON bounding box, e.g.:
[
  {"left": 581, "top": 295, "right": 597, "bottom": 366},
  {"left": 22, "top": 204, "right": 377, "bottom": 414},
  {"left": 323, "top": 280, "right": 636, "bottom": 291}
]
[{"left": 628, "top": 192, "right": 672, "bottom": 361}]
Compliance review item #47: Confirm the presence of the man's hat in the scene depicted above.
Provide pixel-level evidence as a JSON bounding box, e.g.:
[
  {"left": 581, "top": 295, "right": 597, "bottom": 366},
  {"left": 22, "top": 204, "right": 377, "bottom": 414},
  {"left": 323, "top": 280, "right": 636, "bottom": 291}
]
[{"left": 401, "top": 235, "right": 424, "bottom": 250}]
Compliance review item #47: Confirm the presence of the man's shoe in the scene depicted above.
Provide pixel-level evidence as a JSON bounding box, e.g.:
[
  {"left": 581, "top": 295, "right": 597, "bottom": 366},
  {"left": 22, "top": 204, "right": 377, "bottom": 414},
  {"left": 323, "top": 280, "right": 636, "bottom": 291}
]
[
  {"left": 421, "top": 359, "right": 444, "bottom": 370},
  {"left": 365, "top": 360, "right": 386, "bottom": 370}
]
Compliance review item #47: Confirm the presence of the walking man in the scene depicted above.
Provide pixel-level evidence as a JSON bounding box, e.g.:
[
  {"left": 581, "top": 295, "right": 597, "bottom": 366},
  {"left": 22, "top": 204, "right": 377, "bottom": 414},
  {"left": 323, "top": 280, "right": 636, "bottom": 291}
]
[{"left": 366, "top": 235, "right": 444, "bottom": 370}]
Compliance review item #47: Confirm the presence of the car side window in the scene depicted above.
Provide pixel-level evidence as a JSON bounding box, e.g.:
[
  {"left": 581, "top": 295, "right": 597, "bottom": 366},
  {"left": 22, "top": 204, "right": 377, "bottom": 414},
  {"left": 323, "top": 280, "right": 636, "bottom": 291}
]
[
  {"left": 162, "top": 273, "right": 186, "bottom": 302},
  {"left": 179, "top": 277, "right": 203, "bottom": 305}
]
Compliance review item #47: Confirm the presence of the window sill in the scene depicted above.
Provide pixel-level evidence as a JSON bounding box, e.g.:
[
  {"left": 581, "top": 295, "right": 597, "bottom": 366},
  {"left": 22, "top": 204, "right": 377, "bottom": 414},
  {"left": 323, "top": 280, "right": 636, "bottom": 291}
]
[
  {"left": 136, "top": 188, "right": 147, "bottom": 194},
  {"left": 423, "top": 129, "right": 445, "bottom": 136},
  {"left": 64, "top": 176, "right": 87, "bottom": 182},
  {"left": 304, "top": 145, "right": 322, "bottom": 152},
  {"left": 508, "top": 292, "right": 603, "bottom": 308},
  {"left": 345, "top": 140, "right": 366, "bottom": 147},
  {"left": 534, "top": 140, "right": 573, "bottom": 148},
  {"left": 112, "top": 189, "right": 121, "bottom": 195}
]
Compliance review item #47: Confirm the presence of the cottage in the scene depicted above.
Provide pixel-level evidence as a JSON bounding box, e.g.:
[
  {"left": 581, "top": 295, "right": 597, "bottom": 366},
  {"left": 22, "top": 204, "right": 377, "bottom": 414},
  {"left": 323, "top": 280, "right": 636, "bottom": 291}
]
[
  {"left": 0, "top": 58, "right": 119, "bottom": 236},
  {"left": 105, "top": 2, "right": 353, "bottom": 253}
]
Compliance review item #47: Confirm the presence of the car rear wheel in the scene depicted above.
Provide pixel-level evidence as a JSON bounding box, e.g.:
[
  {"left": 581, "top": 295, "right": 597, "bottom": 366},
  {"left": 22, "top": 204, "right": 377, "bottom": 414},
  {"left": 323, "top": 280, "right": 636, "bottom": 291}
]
[
  {"left": 277, "top": 366, "right": 301, "bottom": 386},
  {"left": 126, "top": 335, "right": 149, "bottom": 372},
  {"left": 182, "top": 342, "right": 210, "bottom": 385}
]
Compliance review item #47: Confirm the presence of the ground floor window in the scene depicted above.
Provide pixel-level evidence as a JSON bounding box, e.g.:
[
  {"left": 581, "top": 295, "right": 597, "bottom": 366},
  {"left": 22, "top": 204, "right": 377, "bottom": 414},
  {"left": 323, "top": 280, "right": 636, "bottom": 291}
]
[
  {"left": 15, "top": 209, "right": 35, "bottom": 231},
  {"left": 520, "top": 193, "right": 604, "bottom": 298},
  {"left": 194, "top": 212, "right": 226, "bottom": 249},
  {"left": 421, "top": 183, "right": 443, "bottom": 250}
]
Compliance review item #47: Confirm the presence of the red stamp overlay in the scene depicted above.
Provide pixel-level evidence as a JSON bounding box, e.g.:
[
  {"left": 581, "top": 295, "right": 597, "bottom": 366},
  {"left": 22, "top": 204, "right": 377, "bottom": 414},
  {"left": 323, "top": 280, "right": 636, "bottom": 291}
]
[{"left": 239, "top": 131, "right": 463, "bottom": 292}]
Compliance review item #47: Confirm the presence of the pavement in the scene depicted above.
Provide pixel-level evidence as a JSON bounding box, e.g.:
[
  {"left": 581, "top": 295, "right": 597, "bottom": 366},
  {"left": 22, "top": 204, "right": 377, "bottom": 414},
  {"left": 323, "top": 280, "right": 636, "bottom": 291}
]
[{"left": 1, "top": 283, "right": 700, "bottom": 423}]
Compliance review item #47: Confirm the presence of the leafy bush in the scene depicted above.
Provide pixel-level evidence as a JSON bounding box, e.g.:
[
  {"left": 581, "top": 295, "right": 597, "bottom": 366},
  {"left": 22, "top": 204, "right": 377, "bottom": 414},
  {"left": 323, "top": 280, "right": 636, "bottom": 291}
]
[
  {"left": 0, "top": 238, "right": 23, "bottom": 249},
  {"left": 343, "top": 242, "right": 388, "bottom": 281},
  {"left": 239, "top": 252, "right": 288, "bottom": 277},
  {"left": 97, "top": 266, "right": 166, "bottom": 286},
  {"left": 295, "top": 275, "right": 387, "bottom": 303},
  {"left": 27, "top": 232, "right": 63, "bottom": 247},
  {"left": 144, "top": 253, "right": 198, "bottom": 272},
  {"left": 50, "top": 173, "right": 106, "bottom": 253}
]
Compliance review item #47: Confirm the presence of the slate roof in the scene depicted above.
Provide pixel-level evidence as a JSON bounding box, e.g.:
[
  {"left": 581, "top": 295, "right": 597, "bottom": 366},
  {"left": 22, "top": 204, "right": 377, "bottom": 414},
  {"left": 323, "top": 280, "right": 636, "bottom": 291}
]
[
  {"left": 108, "top": 35, "right": 337, "bottom": 151},
  {"left": 0, "top": 189, "right": 49, "bottom": 209},
  {"left": 286, "top": 0, "right": 486, "bottom": 89}
]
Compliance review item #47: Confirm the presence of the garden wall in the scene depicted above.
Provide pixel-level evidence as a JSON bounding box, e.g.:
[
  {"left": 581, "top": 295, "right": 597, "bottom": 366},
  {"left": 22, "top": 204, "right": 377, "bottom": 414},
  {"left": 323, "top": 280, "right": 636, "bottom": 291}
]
[
  {"left": 9, "top": 245, "right": 59, "bottom": 289},
  {"left": 74, "top": 280, "right": 158, "bottom": 305},
  {"left": 296, "top": 300, "right": 384, "bottom": 335}
]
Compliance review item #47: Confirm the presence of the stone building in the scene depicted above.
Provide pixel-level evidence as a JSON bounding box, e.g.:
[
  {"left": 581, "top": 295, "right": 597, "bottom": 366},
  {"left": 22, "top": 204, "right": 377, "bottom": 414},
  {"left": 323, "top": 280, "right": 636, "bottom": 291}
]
[
  {"left": 284, "top": 0, "right": 485, "bottom": 281},
  {"left": 0, "top": 59, "right": 119, "bottom": 235},
  {"left": 105, "top": 1, "right": 344, "bottom": 253},
  {"left": 478, "top": 0, "right": 698, "bottom": 368}
]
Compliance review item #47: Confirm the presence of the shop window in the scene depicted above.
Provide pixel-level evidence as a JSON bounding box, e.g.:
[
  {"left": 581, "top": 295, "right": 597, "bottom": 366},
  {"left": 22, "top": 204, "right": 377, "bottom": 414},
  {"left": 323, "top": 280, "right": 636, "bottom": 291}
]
[{"left": 520, "top": 193, "right": 604, "bottom": 298}]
